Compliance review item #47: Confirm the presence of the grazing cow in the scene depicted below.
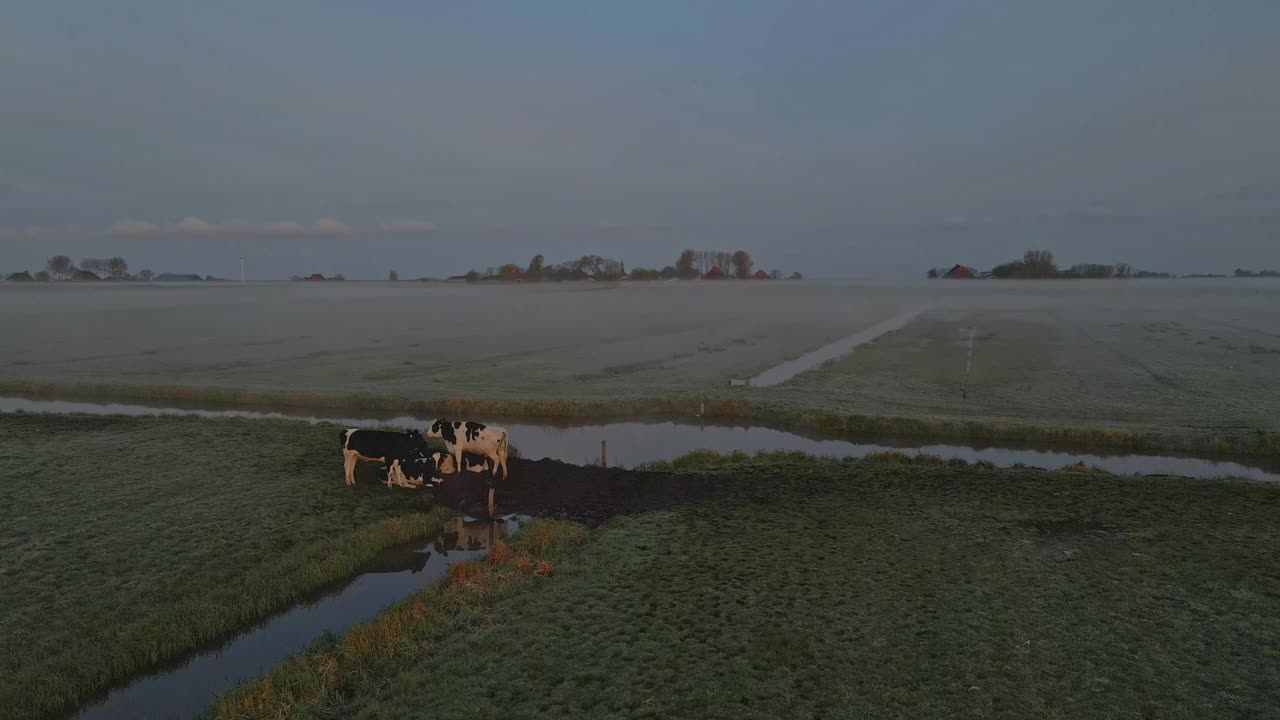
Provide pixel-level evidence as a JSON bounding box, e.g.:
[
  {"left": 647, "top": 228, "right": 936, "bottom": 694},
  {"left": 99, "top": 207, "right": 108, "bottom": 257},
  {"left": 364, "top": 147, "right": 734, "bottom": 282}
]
[
  {"left": 424, "top": 419, "right": 510, "bottom": 480},
  {"left": 339, "top": 428, "right": 430, "bottom": 487}
]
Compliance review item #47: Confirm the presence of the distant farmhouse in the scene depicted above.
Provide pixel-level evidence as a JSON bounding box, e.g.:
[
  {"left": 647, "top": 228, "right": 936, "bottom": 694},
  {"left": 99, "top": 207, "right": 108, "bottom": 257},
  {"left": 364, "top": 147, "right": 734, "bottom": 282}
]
[
  {"left": 943, "top": 264, "right": 976, "bottom": 279},
  {"left": 154, "top": 273, "right": 204, "bottom": 282},
  {"left": 70, "top": 269, "right": 101, "bottom": 281},
  {"left": 703, "top": 265, "right": 726, "bottom": 279}
]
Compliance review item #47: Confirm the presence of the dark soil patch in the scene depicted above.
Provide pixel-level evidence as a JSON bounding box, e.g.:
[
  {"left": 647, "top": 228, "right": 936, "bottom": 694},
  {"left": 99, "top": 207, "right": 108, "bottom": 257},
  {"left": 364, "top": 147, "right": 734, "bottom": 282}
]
[{"left": 430, "top": 458, "right": 713, "bottom": 525}]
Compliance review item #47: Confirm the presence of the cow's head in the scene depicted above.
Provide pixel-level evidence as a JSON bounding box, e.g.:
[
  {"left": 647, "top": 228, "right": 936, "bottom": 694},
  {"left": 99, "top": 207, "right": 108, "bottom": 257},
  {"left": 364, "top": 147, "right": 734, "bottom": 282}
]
[
  {"left": 425, "top": 418, "right": 459, "bottom": 445},
  {"left": 406, "top": 428, "right": 428, "bottom": 446},
  {"left": 423, "top": 419, "right": 446, "bottom": 439}
]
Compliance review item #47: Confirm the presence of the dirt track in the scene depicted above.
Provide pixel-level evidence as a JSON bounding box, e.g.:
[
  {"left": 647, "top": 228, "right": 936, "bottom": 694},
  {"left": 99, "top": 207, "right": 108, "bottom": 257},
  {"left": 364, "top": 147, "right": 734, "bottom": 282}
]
[{"left": 427, "top": 458, "right": 714, "bottom": 525}]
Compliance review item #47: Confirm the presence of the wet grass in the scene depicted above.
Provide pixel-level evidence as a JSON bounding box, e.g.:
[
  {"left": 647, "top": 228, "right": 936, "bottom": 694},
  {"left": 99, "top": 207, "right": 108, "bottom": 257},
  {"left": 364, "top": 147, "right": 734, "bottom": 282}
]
[
  {"left": 208, "top": 519, "right": 585, "bottom": 720},
  {"left": 763, "top": 307, "right": 1280, "bottom": 446},
  {"left": 275, "top": 452, "right": 1279, "bottom": 719},
  {"left": 0, "top": 413, "right": 448, "bottom": 720},
  {"left": 3, "top": 378, "right": 1278, "bottom": 458}
]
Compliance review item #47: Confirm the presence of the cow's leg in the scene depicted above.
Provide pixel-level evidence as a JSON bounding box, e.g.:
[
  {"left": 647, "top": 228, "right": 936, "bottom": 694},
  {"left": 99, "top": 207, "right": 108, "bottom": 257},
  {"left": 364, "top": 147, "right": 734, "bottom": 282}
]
[
  {"left": 487, "top": 486, "right": 496, "bottom": 519},
  {"left": 343, "top": 451, "right": 358, "bottom": 485}
]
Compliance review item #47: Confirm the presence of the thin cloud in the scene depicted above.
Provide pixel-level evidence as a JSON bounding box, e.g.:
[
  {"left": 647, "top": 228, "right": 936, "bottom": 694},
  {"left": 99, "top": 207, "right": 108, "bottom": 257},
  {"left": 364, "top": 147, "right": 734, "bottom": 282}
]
[
  {"left": 0, "top": 218, "right": 437, "bottom": 239},
  {"left": 173, "top": 217, "right": 219, "bottom": 235},
  {"left": 312, "top": 218, "right": 350, "bottom": 235},
  {"left": 919, "top": 215, "right": 987, "bottom": 233},
  {"left": 109, "top": 220, "right": 161, "bottom": 237},
  {"left": 1037, "top": 199, "right": 1146, "bottom": 226},
  {"left": 378, "top": 220, "right": 436, "bottom": 234}
]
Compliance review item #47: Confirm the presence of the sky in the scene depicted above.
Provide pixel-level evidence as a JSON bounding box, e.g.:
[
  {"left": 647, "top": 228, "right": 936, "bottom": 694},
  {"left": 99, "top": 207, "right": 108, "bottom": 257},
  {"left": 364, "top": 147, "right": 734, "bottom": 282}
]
[{"left": 2, "top": 1, "right": 1279, "bottom": 279}]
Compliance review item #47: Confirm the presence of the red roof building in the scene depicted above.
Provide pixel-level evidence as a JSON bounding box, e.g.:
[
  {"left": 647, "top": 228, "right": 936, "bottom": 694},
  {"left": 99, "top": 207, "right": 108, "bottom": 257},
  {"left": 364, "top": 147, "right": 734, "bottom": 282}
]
[
  {"left": 306, "top": 273, "right": 326, "bottom": 281},
  {"left": 70, "top": 269, "right": 101, "bottom": 281},
  {"left": 943, "top": 264, "right": 976, "bottom": 279},
  {"left": 703, "top": 265, "right": 725, "bottom": 279},
  {"left": 752, "top": 269, "right": 770, "bottom": 279}
]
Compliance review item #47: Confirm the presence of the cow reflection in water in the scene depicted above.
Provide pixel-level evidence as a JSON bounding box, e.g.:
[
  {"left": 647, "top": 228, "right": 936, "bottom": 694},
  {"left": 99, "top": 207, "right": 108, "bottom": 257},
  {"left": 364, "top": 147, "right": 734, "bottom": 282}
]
[
  {"left": 363, "top": 547, "right": 431, "bottom": 574},
  {"left": 435, "top": 516, "right": 511, "bottom": 554}
]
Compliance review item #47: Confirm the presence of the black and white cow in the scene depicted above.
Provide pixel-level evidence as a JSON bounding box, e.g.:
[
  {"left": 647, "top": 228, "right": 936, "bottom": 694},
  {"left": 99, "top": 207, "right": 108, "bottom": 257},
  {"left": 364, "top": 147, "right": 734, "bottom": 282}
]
[
  {"left": 424, "top": 419, "right": 510, "bottom": 480},
  {"left": 339, "top": 428, "right": 430, "bottom": 487},
  {"left": 387, "top": 451, "right": 452, "bottom": 488}
]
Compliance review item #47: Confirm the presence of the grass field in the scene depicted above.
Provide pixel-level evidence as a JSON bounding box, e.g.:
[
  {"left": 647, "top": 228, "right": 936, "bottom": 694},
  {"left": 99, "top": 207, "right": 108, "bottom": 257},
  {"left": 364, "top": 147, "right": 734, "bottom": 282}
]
[
  {"left": 1, "top": 280, "right": 1277, "bottom": 443},
  {"left": 0, "top": 413, "right": 447, "bottom": 720},
  {"left": 0, "top": 281, "right": 923, "bottom": 399},
  {"left": 763, "top": 282, "right": 1280, "bottom": 436},
  {"left": 215, "top": 451, "right": 1280, "bottom": 720}
]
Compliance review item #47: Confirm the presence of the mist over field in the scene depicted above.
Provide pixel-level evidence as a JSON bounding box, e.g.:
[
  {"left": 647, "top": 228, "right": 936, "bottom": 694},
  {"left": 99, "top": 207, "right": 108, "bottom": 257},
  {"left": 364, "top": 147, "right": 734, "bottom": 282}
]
[{"left": 2, "top": 279, "right": 1276, "bottom": 434}]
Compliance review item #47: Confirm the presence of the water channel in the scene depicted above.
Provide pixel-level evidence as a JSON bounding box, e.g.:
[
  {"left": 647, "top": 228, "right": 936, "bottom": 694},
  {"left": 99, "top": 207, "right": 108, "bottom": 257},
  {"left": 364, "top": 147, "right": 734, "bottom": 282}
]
[{"left": 2, "top": 396, "right": 1275, "bottom": 483}]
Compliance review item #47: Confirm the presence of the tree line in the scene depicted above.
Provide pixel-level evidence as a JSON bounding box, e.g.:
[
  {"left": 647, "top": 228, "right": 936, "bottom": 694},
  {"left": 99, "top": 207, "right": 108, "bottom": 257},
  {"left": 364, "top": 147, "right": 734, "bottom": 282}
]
[
  {"left": 928, "top": 250, "right": 1158, "bottom": 279},
  {"left": 929, "top": 251, "right": 1276, "bottom": 280},
  {"left": 2, "top": 255, "right": 211, "bottom": 282},
  {"left": 453, "top": 249, "right": 798, "bottom": 283},
  {"left": 4, "top": 255, "right": 141, "bottom": 280}
]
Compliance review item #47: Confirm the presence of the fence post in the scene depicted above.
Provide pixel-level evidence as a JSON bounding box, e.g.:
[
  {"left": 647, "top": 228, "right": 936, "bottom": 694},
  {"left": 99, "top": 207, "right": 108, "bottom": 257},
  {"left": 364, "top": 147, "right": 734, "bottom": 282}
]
[{"left": 601, "top": 439, "right": 607, "bottom": 467}]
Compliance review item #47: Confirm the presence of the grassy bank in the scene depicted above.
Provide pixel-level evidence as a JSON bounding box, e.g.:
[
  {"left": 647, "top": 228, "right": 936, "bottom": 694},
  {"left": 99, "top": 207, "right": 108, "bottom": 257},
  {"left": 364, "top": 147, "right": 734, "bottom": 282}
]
[
  {"left": 229, "top": 451, "right": 1280, "bottom": 719},
  {"left": 3, "top": 378, "right": 1278, "bottom": 458},
  {"left": 0, "top": 413, "right": 448, "bottom": 720},
  {"left": 209, "top": 519, "right": 585, "bottom": 720}
]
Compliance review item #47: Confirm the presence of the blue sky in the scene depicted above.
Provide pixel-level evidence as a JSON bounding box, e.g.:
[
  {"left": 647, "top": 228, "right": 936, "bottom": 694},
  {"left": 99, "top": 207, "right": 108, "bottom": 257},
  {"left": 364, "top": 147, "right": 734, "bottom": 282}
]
[{"left": 2, "top": 1, "right": 1278, "bottom": 278}]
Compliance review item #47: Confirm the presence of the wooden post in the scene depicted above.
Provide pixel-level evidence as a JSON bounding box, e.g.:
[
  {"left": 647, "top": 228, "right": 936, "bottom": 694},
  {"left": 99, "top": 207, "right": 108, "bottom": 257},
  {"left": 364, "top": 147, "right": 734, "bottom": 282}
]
[
  {"left": 487, "top": 486, "right": 495, "bottom": 519},
  {"left": 601, "top": 439, "right": 607, "bottom": 467}
]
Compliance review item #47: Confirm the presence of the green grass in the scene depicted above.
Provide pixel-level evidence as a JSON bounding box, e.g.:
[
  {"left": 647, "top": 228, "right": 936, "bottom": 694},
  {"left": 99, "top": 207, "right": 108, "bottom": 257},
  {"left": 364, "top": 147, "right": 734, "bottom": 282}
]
[
  {"left": 0, "top": 413, "right": 448, "bottom": 720},
  {"left": 209, "top": 519, "right": 585, "bottom": 720},
  {"left": 253, "top": 451, "right": 1280, "bottom": 719},
  {"left": 3, "top": 378, "right": 1278, "bottom": 458}
]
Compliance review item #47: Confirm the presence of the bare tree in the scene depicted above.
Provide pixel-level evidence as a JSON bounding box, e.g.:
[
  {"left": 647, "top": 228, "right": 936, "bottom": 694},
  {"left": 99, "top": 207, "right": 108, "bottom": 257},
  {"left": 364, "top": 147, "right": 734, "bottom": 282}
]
[
  {"left": 137, "top": 269, "right": 155, "bottom": 281},
  {"left": 80, "top": 258, "right": 107, "bottom": 275},
  {"left": 676, "top": 250, "right": 698, "bottom": 278},
  {"left": 731, "top": 250, "right": 754, "bottom": 278},
  {"left": 46, "top": 255, "right": 73, "bottom": 279},
  {"left": 1022, "top": 250, "right": 1057, "bottom": 278},
  {"left": 527, "top": 254, "right": 545, "bottom": 275},
  {"left": 598, "top": 259, "right": 622, "bottom": 277},
  {"left": 715, "top": 251, "right": 733, "bottom": 274},
  {"left": 388, "top": 270, "right": 399, "bottom": 281},
  {"left": 696, "top": 250, "right": 715, "bottom": 274},
  {"left": 106, "top": 257, "right": 129, "bottom": 278}
]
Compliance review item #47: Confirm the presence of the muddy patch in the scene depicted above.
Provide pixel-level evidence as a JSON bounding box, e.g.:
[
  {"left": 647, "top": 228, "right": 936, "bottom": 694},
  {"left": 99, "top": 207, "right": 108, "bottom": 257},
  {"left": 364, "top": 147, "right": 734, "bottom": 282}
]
[
  {"left": 433, "top": 458, "right": 715, "bottom": 526},
  {"left": 1021, "top": 516, "right": 1129, "bottom": 565}
]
